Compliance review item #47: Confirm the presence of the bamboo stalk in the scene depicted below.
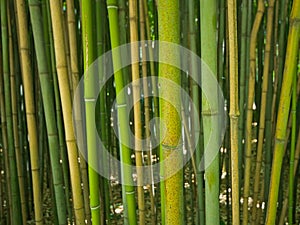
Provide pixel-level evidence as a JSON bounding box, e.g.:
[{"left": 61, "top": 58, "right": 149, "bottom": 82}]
[
  {"left": 7, "top": 4, "right": 27, "bottom": 223},
  {"left": 158, "top": 1, "right": 183, "bottom": 224},
  {"left": 242, "top": 1, "right": 265, "bottom": 224},
  {"left": 227, "top": 0, "right": 240, "bottom": 224},
  {"left": 106, "top": 1, "right": 137, "bottom": 224},
  {"left": 200, "top": 0, "right": 220, "bottom": 224},
  {"left": 265, "top": 0, "right": 300, "bottom": 223},
  {"left": 81, "top": 0, "right": 101, "bottom": 224},
  {"left": 48, "top": 1, "right": 86, "bottom": 224},
  {"left": 139, "top": 0, "right": 156, "bottom": 223},
  {"left": 251, "top": 0, "right": 275, "bottom": 223},
  {"left": 129, "top": 0, "right": 145, "bottom": 224}
]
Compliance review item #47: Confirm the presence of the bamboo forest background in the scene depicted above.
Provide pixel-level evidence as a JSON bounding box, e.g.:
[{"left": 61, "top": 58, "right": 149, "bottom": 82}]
[{"left": 0, "top": 0, "right": 299, "bottom": 224}]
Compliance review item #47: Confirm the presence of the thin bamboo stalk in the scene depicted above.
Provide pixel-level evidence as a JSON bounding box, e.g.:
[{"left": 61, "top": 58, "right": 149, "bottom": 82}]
[
  {"left": 139, "top": 0, "right": 156, "bottom": 223},
  {"left": 129, "top": 0, "right": 145, "bottom": 224},
  {"left": 265, "top": 0, "right": 300, "bottom": 223},
  {"left": 227, "top": 0, "right": 240, "bottom": 224},
  {"left": 1, "top": 0, "right": 25, "bottom": 223},
  {"left": 242, "top": 1, "right": 265, "bottom": 224},
  {"left": 251, "top": 1, "right": 275, "bottom": 223},
  {"left": 7, "top": 4, "right": 27, "bottom": 223}
]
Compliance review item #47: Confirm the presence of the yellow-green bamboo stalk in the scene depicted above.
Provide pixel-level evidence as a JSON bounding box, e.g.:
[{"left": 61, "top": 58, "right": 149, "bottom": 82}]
[
  {"left": 278, "top": 129, "right": 300, "bottom": 225},
  {"left": 66, "top": 0, "right": 91, "bottom": 223},
  {"left": 251, "top": 0, "right": 275, "bottom": 223},
  {"left": 157, "top": 1, "right": 183, "bottom": 224},
  {"left": 227, "top": 0, "right": 240, "bottom": 224},
  {"left": 265, "top": 0, "right": 300, "bottom": 224},
  {"left": 13, "top": 0, "right": 43, "bottom": 223},
  {"left": 48, "top": 1, "right": 86, "bottom": 224},
  {"left": 129, "top": 0, "right": 145, "bottom": 224},
  {"left": 242, "top": 1, "right": 265, "bottom": 224}
]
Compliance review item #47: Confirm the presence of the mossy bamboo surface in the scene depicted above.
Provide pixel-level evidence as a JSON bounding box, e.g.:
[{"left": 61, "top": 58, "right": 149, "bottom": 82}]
[
  {"left": 157, "top": 1, "right": 183, "bottom": 224},
  {"left": 48, "top": 1, "right": 86, "bottom": 224},
  {"left": 265, "top": 0, "right": 300, "bottom": 223}
]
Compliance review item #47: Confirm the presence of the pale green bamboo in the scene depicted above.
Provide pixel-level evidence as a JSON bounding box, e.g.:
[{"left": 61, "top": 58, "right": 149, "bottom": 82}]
[{"left": 200, "top": 0, "right": 220, "bottom": 224}]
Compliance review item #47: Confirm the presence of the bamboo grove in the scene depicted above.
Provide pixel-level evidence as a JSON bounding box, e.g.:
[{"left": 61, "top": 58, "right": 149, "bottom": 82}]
[{"left": 0, "top": 0, "right": 299, "bottom": 224}]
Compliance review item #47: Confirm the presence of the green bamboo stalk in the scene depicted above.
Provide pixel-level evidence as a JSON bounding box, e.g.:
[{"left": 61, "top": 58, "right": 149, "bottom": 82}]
[
  {"left": 82, "top": 0, "right": 101, "bottom": 224},
  {"left": 1, "top": 0, "right": 23, "bottom": 223},
  {"left": 42, "top": 1, "right": 74, "bottom": 221},
  {"left": 106, "top": 1, "right": 137, "bottom": 224},
  {"left": 288, "top": 47, "right": 297, "bottom": 225},
  {"left": 157, "top": 1, "right": 183, "bottom": 224},
  {"left": 265, "top": 0, "right": 300, "bottom": 223},
  {"left": 238, "top": 0, "right": 248, "bottom": 180},
  {"left": 187, "top": 0, "right": 204, "bottom": 224},
  {"left": 0, "top": 38, "right": 12, "bottom": 225},
  {"left": 27, "top": 1, "right": 72, "bottom": 224},
  {"left": 242, "top": 1, "right": 265, "bottom": 224},
  {"left": 251, "top": 0, "right": 275, "bottom": 223},
  {"left": 95, "top": 0, "right": 111, "bottom": 223},
  {"left": 48, "top": 0, "right": 86, "bottom": 224},
  {"left": 278, "top": 129, "right": 300, "bottom": 225},
  {"left": 227, "top": 0, "right": 240, "bottom": 224},
  {"left": 200, "top": 0, "right": 220, "bottom": 224},
  {"left": 7, "top": 5, "right": 27, "bottom": 223}
]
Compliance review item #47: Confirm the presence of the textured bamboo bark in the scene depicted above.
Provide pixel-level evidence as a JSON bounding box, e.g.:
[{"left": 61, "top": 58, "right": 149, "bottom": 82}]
[
  {"left": 242, "top": 1, "right": 265, "bottom": 224},
  {"left": 227, "top": 0, "right": 240, "bottom": 224},
  {"left": 48, "top": 1, "right": 86, "bottom": 224},
  {"left": 265, "top": 0, "right": 300, "bottom": 224},
  {"left": 158, "top": 1, "right": 183, "bottom": 224},
  {"left": 107, "top": 1, "right": 137, "bottom": 224}
]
